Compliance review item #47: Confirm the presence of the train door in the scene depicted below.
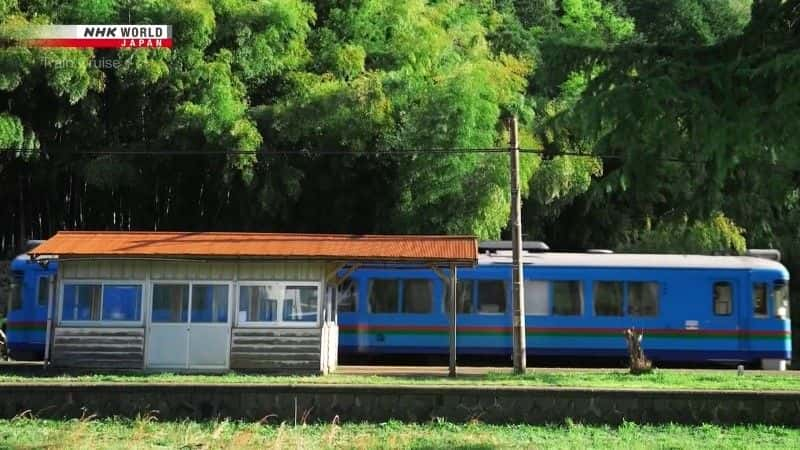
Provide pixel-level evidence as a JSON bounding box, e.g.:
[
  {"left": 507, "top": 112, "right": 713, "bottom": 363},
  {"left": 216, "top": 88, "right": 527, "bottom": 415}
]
[
  {"left": 710, "top": 277, "right": 745, "bottom": 362},
  {"left": 739, "top": 273, "right": 769, "bottom": 361},
  {"left": 30, "top": 273, "right": 52, "bottom": 346}
]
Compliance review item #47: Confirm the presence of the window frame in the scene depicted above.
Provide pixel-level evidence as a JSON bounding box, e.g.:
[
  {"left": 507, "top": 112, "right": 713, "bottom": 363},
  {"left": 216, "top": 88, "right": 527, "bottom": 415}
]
[
  {"left": 475, "top": 279, "right": 509, "bottom": 315},
  {"left": 150, "top": 282, "right": 191, "bottom": 324},
  {"left": 36, "top": 275, "right": 51, "bottom": 308},
  {"left": 551, "top": 280, "right": 584, "bottom": 317},
  {"left": 752, "top": 282, "right": 769, "bottom": 318},
  {"left": 190, "top": 282, "right": 232, "bottom": 324},
  {"left": 774, "top": 281, "right": 790, "bottom": 318},
  {"left": 58, "top": 279, "right": 145, "bottom": 327},
  {"left": 236, "top": 280, "right": 321, "bottom": 327},
  {"left": 592, "top": 281, "right": 625, "bottom": 317},
  {"left": 366, "top": 278, "right": 401, "bottom": 314},
  {"left": 443, "top": 279, "right": 476, "bottom": 314},
  {"left": 524, "top": 280, "right": 551, "bottom": 317},
  {"left": 712, "top": 281, "right": 734, "bottom": 316},
  {"left": 626, "top": 281, "right": 660, "bottom": 317},
  {"left": 443, "top": 279, "right": 509, "bottom": 315},
  {"left": 149, "top": 280, "right": 232, "bottom": 325},
  {"left": 400, "top": 279, "right": 434, "bottom": 314},
  {"left": 335, "top": 278, "right": 359, "bottom": 313},
  {"left": 9, "top": 275, "right": 22, "bottom": 312}
]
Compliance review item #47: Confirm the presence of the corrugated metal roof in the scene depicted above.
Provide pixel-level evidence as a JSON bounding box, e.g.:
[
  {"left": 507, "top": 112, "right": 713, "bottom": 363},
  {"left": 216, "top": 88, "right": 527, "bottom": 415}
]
[{"left": 29, "top": 231, "right": 477, "bottom": 264}]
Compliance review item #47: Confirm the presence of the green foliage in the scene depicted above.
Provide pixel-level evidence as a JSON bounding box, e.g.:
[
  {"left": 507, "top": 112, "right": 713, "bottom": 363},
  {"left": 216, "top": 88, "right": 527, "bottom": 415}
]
[
  {"left": 625, "top": 0, "right": 751, "bottom": 45},
  {"left": 0, "top": 113, "right": 24, "bottom": 148},
  {"left": 4, "top": 368, "right": 800, "bottom": 390},
  {"left": 619, "top": 213, "right": 747, "bottom": 254},
  {"left": 212, "top": 0, "right": 315, "bottom": 82},
  {"left": 2, "top": 0, "right": 799, "bottom": 276},
  {"left": 3, "top": 418, "right": 800, "bottom": 449},
  {"left": 559, "top": 0, "right": 635, "bottom": 45}
]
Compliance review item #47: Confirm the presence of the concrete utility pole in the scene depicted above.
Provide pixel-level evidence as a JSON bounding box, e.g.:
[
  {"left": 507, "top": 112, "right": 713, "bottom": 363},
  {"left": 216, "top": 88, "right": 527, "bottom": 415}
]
[{"left": 508, "top": 115, "right": 526, "bottom": 374}]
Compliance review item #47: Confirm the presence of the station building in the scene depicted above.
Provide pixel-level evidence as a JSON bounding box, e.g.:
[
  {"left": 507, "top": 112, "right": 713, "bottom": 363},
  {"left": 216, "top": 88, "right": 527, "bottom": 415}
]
[{"left": 30, "top": 231, "right": 476, "bottom": 373}]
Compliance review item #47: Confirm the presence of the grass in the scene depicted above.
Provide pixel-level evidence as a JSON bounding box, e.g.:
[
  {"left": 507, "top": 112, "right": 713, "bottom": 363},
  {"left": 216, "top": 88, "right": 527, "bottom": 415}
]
[
  {"left": 1, "top": 418, "right": 799, "bottom": 449},
  {"left": 1, "top": 368, "right": 800, "bottom": 391}
]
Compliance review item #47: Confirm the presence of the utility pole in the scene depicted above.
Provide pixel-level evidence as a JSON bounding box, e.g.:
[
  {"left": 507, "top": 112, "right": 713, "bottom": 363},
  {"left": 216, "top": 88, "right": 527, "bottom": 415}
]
[{"left": 508, "top": 115, "right": 526, "bottom": 374}]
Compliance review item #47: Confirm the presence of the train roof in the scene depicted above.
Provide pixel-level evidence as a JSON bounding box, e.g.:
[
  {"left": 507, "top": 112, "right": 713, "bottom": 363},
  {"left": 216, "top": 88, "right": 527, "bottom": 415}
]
[{"left": 478, "top": 252, "right": 789, "bottom": 273}]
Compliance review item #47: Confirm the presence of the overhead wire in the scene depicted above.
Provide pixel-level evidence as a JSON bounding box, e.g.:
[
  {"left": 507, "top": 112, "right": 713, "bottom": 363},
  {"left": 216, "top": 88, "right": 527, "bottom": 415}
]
[{"left": 0, "top": 147, "right": 708, "bottom": 164}]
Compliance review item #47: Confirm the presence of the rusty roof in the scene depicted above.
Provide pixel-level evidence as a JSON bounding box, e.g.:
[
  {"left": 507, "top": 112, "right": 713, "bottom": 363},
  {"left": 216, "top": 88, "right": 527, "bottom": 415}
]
[{"left": 30, "top": 231, "right": 477, "bottom": 265}]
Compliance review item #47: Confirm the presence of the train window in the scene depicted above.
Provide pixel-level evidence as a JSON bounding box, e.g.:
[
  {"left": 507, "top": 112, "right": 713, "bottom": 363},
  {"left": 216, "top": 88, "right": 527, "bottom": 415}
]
[
  {"left": 37, "top": 277, "right": 50, "bottom": 307},
  {"left": 713, "top": 282, "right": 733, "bottom": 315},
  {"left": 524, "top": 281, "right": 549, "bottom": 316},
  {"left": 477, "top": 280, "right": 507, "bottom": 314},
  {"left": 553, "top": 281, "right": 583, "bottom": 316},
  {"left": 628, "top": 282, "right": 659, "bottom": 317},
  {"left": 444, "top": 280, "right": 475, "bottom": 314},
  {"left": 337, "top": 279, "right": 358, "bottom": 313},
  {"left": 368, "top": 279, "right": 399, "bottom": 313},
  {"left": 61, "top": 284, "right": 102, "bottom": 321},
  {"left": 593, "top": 282, "right": 623, "bottom": 316},
  {"left": 402, "top": 280, "right": 433, "bottom": 313},
  {"left": 9, "top": 277, "right": 22, "bottom": 311},
  {"left": 774, "top": 282, "right": 790, "bottom": 318},
  {"left": 752, "top": 283, "right": 768, "bottom": 317},
  {"left": 239, "top": 285, "right": 279, "bottom": 322},
  {"left": 152, "top": 284, "right": 189, "bottom": 322}
]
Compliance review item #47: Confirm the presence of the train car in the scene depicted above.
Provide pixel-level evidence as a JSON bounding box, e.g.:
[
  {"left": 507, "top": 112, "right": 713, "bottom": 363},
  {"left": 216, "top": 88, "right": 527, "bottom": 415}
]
[
  {"left": 5, "top": 251, "right": 57, "bottom": 360},
  {"left": 338, "top": 250, "right": 792, "bottom": 369},
  {"left": 6, "top": 244, "right": 792, "bottom": 369}
]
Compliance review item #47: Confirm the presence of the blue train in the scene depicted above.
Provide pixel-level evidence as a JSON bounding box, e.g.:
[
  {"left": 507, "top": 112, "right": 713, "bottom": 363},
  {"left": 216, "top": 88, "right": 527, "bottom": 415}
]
[
  {"left": 4, "top": 243, "right": 792, "bottom": 369},
  {"left": 5, "top": 249, "right": 57, "bottom": 360},
  {"left": 338, "top": 247, "right": 792, "bottom": 369}
]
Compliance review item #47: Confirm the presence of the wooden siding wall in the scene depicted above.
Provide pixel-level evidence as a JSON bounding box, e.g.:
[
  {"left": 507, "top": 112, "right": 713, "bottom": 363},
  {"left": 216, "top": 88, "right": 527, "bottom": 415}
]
[
  {"left": 230, "top": 328, "right": 323, "bottom": 372},
  {"left": 51, "top": 328, "right": 144, "bottom": 369}
]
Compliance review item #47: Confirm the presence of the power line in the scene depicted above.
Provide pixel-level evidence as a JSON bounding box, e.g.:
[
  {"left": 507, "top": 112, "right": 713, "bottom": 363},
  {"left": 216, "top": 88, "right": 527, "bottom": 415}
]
[{"left": 0, "top": 147, "right": 710, "bottom": 164}]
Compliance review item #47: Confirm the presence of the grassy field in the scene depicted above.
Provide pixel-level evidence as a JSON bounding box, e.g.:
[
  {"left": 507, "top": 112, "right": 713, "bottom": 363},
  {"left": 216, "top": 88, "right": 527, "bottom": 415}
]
[
  {"left": 1, "top": 418, "right": 799, "bottom": 449},
  {"left": 1, "top": 368, "right": 800, "bottom": 391}
]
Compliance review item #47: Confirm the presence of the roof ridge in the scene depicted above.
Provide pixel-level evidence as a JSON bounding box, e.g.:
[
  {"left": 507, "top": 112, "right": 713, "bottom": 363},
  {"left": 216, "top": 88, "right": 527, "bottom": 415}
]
[{"left": 52, "top": 230, "right": 476, "bottom": 239}]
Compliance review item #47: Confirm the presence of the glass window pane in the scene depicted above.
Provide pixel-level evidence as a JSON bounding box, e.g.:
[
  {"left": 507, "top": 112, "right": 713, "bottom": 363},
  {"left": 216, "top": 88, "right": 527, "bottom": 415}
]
[
  {"left": 713, "top": 282, "right": 732, "bottom": 316},
  {"left": 283, "top": 286, "right": 318, "bottom": 322},
  {"left": 37, "top": 277, "right": 49, "bottom": 307},
  {"left": 152, "top": 284, "right": 189, "bottom": 323},
  {"left": 337, "top": 279, "right": 358, "bottom": 313},
  {"left": 102, "top": 285, "right": 142, "bottom": 321},
  {"left": 368, "top": 280, "right": 399, "bottom": 313},
  {"left": 402, "top": 280, "right": 433, "bottom": 313},
  {"left": 594, "top": 282, "right": 623, "bottom": 316},
  {"left": 553, "top": 281, "right": 583, "bottom": 316},
  {"left": 478, "top": 280, "right": 507, "bottom": 314},
  {"left": 10, "top": 277, "right": 22, "bottom": 311},
  {"left": 524, "top": 280, "right": 549, "bottom": 316},
  {"left": 61, "top": 284, "right": 101, "bottom": 321},
  {"left": 444, "top": 280, "right": 474, "bottom": 314},
  {"left": 753, "top": 283, "right": 768, "bottom": 317},
  {"left": 628, "top": 282, "right": 659, "bottom": 317},
  {"left": 191, "top": 285, "right": 229, "bottom": 323},
  {"left": 775, "top": 282, "right": 790, "bottom": 318},
  {"left": 239, "top": 285, "right": 279, "bottom": 322}
]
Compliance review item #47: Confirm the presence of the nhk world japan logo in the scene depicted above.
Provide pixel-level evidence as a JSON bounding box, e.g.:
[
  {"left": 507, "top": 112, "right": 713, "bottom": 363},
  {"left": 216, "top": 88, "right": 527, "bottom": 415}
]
[{"left": 12, "top": 25, "right": 172, "bottom": 48}]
